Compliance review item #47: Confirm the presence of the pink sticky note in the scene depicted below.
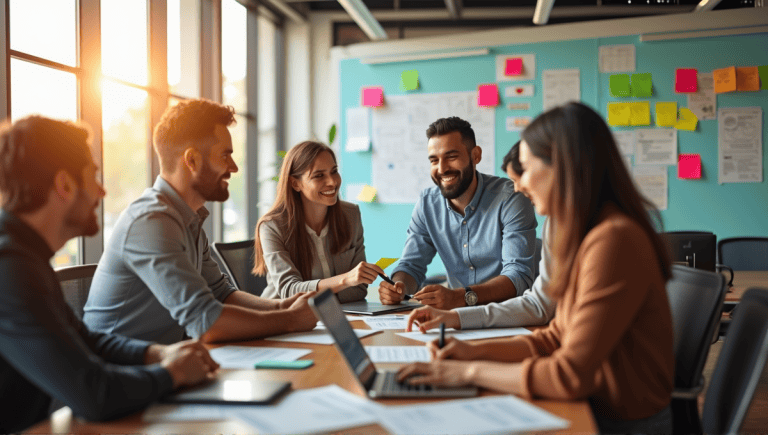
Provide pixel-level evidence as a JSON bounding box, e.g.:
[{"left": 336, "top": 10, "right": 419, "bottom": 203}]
[
  {"left": 675, "top": 69, "right": 698, "bottom": 93},
  {"left": 505, "top": 58, "right": 523, "bottom": 76},
  {"left": 477, "top": 84, "right": 499, "bottom": 107},
  {"left": 678, "top": 154, "right": 702, "bottom": 179},
  {"left": 361, "top": 87, "right": 384, "bottom": 107}
]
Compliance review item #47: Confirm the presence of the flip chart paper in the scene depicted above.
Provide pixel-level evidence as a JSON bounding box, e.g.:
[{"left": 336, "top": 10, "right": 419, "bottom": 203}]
[
  {"left": 713, "top": 67, "right": 737, "bottom": 93},
  {"left": 631, "top": 73, "right": 653, "bottom": 97},
  {"left": 400, "top": 70, "right": 419, "bottom": 91},
  {"left": 608, "top": 102, "right": 631, "bottom": 126},
  {"left": 675, "top": 68, "right": 698, "bottom": 93},
  {"left": 655, "top": 102, "right": 677, "bottom": 127},
  {"left": 630, "top": 101, "right": 651, "bottom": 126},
  {"left": 688, "top": 72, "right": 716, "bottom": 121},
  {"left": 362, "top": 87, "right": 384, "bottom": 107},
  {"left": 505, "top": 58, "right": 523, "bottom": 76},
  {"left": 357, "top": 185, "right": 377, "bottom": 202},
  {"left": 675, "top": 108, "right": 698, "bottom": 131},
  {"left": 758, "top": 65, "right": 768, "bottom": 91},
  {"left": 609, "top": 74, "right": 631, "bottom": 97},
  {"left": 678, "top": 154, "right": 702, "bottom": 179},
  {"left": 477, "top": 84, "right": 499, "bottom": 107},
  {"left": 736, "top": 66, "right": 760, "bottom": 91},
  {"left": 375, "top": 258, "right": 398, "bottom": 269}
]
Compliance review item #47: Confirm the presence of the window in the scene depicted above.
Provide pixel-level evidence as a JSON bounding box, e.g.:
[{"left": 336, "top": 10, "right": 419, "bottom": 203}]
[
  {"left": 168, "top": 0, "right": 201, "bottom": 98},
  {"left": 257, "top": 16, "right": 279, "bottom": 219}
]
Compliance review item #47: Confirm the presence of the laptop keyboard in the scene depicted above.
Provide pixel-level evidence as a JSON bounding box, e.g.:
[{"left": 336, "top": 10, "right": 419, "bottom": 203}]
[{"left": 381, "top": 371, "right": 434, "bottom": 394}]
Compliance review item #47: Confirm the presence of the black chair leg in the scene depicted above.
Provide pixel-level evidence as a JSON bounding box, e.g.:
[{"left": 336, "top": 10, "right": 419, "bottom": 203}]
[{"left": 671, "top": 398, "right": 703, "bottom": 435}]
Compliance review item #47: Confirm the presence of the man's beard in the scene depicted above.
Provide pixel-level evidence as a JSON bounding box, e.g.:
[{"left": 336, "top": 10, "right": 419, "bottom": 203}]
[
  {"left": 192, "top": 160, "right": 230, "bottom": 202},
  {"left": 64, "top": 191, "right": 99, "bottom": 237},
  {"left": 432, "top": 161, "right": 475, "bottom": 200}
]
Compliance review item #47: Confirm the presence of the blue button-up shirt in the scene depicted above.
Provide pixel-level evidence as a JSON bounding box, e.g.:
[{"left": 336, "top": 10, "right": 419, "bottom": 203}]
[
  {"left": 392, "top": 172, "right": 537, "bottom": 295},
  {"left": 83, "top": 177, "right": 237, "bottom": 344}
]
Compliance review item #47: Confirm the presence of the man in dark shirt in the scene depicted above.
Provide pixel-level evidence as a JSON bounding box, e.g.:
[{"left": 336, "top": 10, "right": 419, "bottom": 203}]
[{"left": 0, "top": 116, "right": 219, "bottom": 433}]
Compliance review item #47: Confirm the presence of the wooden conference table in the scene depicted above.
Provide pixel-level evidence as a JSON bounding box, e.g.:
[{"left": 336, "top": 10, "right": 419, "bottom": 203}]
[
  {"left": 724, "top": 270, "right": 768, "bottom": 302},
  {"left": 28, "top": 317, "right": 597, "bottom": 434}
]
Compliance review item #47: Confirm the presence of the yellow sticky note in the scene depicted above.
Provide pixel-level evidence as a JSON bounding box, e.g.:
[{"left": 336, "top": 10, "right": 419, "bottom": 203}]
[
  {"left": 675, "top": 108, "right": 698, "bottom": 131},
  {"left": 375, "top": 258, "right": 398, "bottom": 270},
  {"left": 356, "top": 185, "right": 377, "bottom": 202},
  {"left": 630, "top": 102, "right": 651, "bottom": 126},
  {"left": 655, "top": 102, "right": 677, "bottom": 127},
  {"left": 607, "top": 102, "right": 631, "bottom": 126}
]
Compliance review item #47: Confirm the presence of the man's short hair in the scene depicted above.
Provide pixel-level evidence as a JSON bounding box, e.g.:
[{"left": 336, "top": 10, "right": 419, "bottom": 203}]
[
  {"left": 501, "top": 141, "right": 523, "bottom": 176},
  {"left": 152, "top": 99, "right": 236, "bottom": 172},
  {"left": 426, "top": 117, "right": 476, "bottom": 151},
  {"left": 0, "top": 116, "right": 92, "bottom": 214}
]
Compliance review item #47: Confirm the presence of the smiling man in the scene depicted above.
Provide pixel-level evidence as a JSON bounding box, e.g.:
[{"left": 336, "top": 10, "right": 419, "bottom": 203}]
[
  {"left": 84, "top": 99, "right": 317, "bottom": 344},
  {"left": 378, "top": 117, "right": 537, "bottom": 310}
]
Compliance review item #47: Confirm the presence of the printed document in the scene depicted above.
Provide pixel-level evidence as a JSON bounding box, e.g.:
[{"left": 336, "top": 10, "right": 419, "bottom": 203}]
[
  {"left": 265, "top": 326, "right": 378, "bottom": 345},
  {"left": 397, "top": 327, "right": 531, "bottom": 343},
  {"left": 635, "top": 128, "right": 677, "bottom": 166},
  {"left": 718, "top": 107, "right": 762, "bottom": 183},
  {"left": 365, "top": 346, "right": 431, "bottom": 363},
  {"left": 362, "top": 315, "right": 408, "bottom": 330},
  {"left": 208, "top": 346, "right": 312, "bottom": 369}
]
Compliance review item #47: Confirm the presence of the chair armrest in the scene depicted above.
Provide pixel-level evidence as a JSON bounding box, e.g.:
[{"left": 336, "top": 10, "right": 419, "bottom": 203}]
[{"left": 672, "top": 376, "right": 705, "bottom": 400}]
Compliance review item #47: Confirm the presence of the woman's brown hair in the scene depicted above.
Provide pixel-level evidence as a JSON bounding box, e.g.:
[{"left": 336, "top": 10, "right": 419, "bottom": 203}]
[
  {"left": 520, "top": 102, "right": 672, "bottom": 298},
  {"left": 253, "top": 141, "right": 350, "bottom": 279}
]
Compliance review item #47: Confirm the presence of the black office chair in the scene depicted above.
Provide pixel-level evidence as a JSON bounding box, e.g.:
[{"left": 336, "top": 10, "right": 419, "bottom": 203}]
[
  {"left": 701, "top": 288, "right": 768, "bottom": 434},
  {"left": 665, "top": 265, "right": 728, "bottom": 435},
  {"left": 55, "top": 264, "right": 99, "bottom": 320},
  {"left": 717, "top": 237, "right": 768, "bottom": 271},
  {"left": 212, "top": 239, "right": 268, "bottom": 296}
]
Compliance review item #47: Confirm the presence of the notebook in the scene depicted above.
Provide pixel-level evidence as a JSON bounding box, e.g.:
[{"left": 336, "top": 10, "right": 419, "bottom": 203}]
[{"left": 340, "top": 299, "right": 422, "bottom": 316}]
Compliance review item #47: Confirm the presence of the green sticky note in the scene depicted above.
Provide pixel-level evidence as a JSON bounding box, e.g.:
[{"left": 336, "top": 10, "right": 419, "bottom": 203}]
[
  {"left": 401, "top": 70, "right": 419, "bottom": 91},
  {"left": 375, "top": 257, "right": 398, "bottom": 269},
  {"left": 631, "top": 73, "right": 653, "bottom": 97},
  {"left": 609, "top": 74, "right": 631, "bottom": 98},
  {"left": 758, "top": 65, "right": 768, "bottom": 91},
  {"left": 255, "top": 360, "right": 314, "bottom": 370}
]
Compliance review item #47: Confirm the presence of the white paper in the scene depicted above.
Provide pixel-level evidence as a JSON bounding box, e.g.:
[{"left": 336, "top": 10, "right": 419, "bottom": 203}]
[
  {"left": 397, "top": 327, "right": 531, "bottom": 343},
  {"left": 234, "top": 385, "right": 384, "bottom": 435},
  {"left": 345, "top": 107, "right": 371, "bottom": 152},
  {"left": 362, "top": 315, "right": 407, "bottom": 330},
  {"left": 344, "top": 183, "right": 365, "bottom": 202},
  {"left": 635, "top": 128, "right": 677, "bottom": 166},
  {"left": 633, "top": 166, "right": 668, "bottom": 211},
  {"left": 495, "top": 54, "right": 536, "bottom": 82},
  {"left": 377, "top": 395, "right": 570, "bottom": 435},
  {"left": 718, "top": 107, "right": 763, "bottom": 184},
  {"left": 143, "top": 404, "right": 240, "bottom": 422},
  {"left": 506, "top": 102, "right": 531, "bottom": 111},
  {"left": 542, "top": 69, "right": 580, "bottom": 111},
  {"left": 613, "top": 130, "right": 636, "bottom": 156},
  {"left": 365, "top": 346, "right": 431, "bottom": 363},
  {"left": 599, "top": 44, "right": 636, "bottom": 73},
  {"left": 505, "top": 84, "right": 534, "bottom": 97},
  {"left": 506, "top": 116, "right": 532, "bottom": 132},
  {"left": 208, "top": 346, "right": 312, "bottom": 369},
  {"left": 371, "top": 92, "right": 495, "bottom": 204},
  {"left": 265, "top": 326, "right": 378, "bottom": 345},
  {"left": 688, "top": 72, "right": 716, "bottom": 121}
]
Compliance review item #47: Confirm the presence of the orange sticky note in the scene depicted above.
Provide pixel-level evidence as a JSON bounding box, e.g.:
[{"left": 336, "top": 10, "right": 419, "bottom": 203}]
[
  {"left": 675, "top": 69, "right": 698, "bottom": 93},
  {"left": 713, "top": 67, "right": 737, "bottom": 94},
  {"left": 630, "top": 102, "right": 651, "bottom": 126},
  {"left": 362, "top": 87, "right": 384, "bottom": 107},
  {"left": 607, "top": 102, "right": 631, "bottom": 126},
  {"left": 678, "top": 154, "right": 702, "bottom": 179},
  {"left": 736, "top": 66, "right": 760, "bottom": 92},
  {"left": 505, "top": 58, "right": 523, "bottom": 76},
  {"left": 655, "top": 102, "right": 677, "bottom": 127},
  {"left": 477, "top": 84, "right": 499, "bottom": 107}
]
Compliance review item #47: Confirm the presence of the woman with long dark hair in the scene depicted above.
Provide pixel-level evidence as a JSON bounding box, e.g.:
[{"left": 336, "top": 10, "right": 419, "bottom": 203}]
[
  {"left": 398, "top": 103, "right": 674, "bottom": 434},
  {"left": 254, "top": 141, "right": 382, "bottom": 302}
]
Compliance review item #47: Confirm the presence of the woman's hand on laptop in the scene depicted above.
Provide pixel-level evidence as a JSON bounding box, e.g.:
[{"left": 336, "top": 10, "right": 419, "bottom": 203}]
[
  {"left": 396, "top": 360, "right": 477, "bottom": 388},
  {"left": 407, "top": 306, "right": 460, "bottom": 333}
]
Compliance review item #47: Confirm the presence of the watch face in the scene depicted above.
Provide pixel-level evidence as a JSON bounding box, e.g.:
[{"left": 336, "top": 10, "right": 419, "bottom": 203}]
[{"left": 465, "top": 290, "right": 478, "bottom": 306}]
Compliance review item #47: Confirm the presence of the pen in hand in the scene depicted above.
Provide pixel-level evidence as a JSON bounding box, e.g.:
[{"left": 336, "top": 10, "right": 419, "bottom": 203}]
[
  {"left": 378, "top": 273, "right": 416, "bottom": 302},
  {"left": 439, "top": 323, "right": 446, "bottom": 349}
]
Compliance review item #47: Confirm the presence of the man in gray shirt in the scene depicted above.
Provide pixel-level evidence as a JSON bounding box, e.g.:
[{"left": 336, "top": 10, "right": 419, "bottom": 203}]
[{"left": 84, "top": 99, "right": 317, "bottom": 344}]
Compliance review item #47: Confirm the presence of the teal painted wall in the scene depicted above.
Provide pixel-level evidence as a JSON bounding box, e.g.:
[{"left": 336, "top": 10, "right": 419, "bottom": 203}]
[{"left": 339, "top": 32, "right": 768, "bottom": 277}]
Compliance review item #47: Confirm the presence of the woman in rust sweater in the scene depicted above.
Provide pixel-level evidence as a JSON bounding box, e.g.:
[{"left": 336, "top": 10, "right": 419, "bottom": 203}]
[{"left": 398, "top": 102, "right": 674, "bottom": 434}]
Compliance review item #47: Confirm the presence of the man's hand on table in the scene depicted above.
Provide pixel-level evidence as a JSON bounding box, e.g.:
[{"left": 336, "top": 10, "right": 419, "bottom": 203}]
[
  {"left": 145, "top": 339, "right": 220, "bottom": 389},
  {"left": 407, "top": 306, "right": 461, "bottom": 332},
  {"left": 413, "top": 285, "right": 465, "bottom": 310}
]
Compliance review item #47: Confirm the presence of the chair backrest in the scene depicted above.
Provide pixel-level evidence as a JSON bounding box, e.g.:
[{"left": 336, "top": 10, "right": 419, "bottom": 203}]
[
  {"left": 663, "top": 231, "right": 717, "bottom": 272},
  {"left": 55, "top": 264, "right": 99, "bottom": 320},
  {"left": 212, "top": 239, "right": 268, "bottom": 296},
  {"left": 533, "top": 237, "right": 543, "bottom": 281},
  {"left": 717, "top": 237, "right": 768, "bottom": 271},
  {"left": 702, "top": 288, "right": 768, "bottom": 434},
  {"left": 666, "top": 265, "right": 727, "bottom": 389}
]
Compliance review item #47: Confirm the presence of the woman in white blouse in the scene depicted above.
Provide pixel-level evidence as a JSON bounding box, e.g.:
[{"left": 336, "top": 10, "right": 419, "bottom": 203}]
[{"left": 253, "top": 141, "right": 383, "bottom": 302}]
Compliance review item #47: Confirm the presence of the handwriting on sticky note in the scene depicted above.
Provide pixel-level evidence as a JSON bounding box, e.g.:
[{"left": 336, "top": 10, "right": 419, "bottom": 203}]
[
  {"left": 361, "top": 87, "right": 384, "bottom": 107},
  {"left": 375, "top": 258, "right": 398, "bottom": 270},
  {"left": 678, "top": 154, "right": 702, "bottom": 179},
  {"left": 713, "top": 67, "right": 737, "bottom": 94},
  {"left": 675, "top": 108, "right": 698, "bottom": 131},
  {"left": 505, "top": 58, "right": 524, "bottom": 76},
  {"left": 675, "top": 69, "right": 698, "bottom": 93},
  {"left": 609, "top": 74, "right": 631, "bottom": 98},
  {"left": 631, "top": 73, "right": 653, "bottom": 97},
  {"left": 736, "top": 67, "right": 760, "bottom": 92},
  {"left": 477, "top": 84, "right": 499, "bottom": 107},
  {"left": 401, "top": 70, "right": 419, "bottom": 91},
  {"left": 655, "top": 102, "right": 677, "bottom": 127},
  {"left": 630, "top": 102, "right": 651, "bottom": 126},
  {"left": 607, "top": 102, "right": 631, "bottom": 126},
  {"left": 356, "top": 185, "right": 377, "bottom": 202}
]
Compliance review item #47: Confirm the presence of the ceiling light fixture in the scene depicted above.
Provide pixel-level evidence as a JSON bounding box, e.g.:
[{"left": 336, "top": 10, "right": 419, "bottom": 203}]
[
  {"left": 533, "top": 0, "right": 556, "bottom": 25},
  {"left": 694, "top": 0, "right": 723, "bottom": 11},
  {"left": 337, "top": 0, "right": 388, "bottom": 40}
]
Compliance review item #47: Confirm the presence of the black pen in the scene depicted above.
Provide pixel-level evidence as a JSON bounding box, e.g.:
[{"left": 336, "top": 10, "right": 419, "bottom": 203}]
[
  {"left": 379, "top": 273, "right": 415, "bottom": 301},
  {"left": 439, "top": 323, "right": 446, "bottom": 349}
]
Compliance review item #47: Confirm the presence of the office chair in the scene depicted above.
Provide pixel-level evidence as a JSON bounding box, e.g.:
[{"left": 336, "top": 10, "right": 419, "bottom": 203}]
[
  {"left": 212, "top": 239, "right": 268, "bottom": 296},
  {"left": 55, "top": 264, "right": 99, "bottom": 320},
  {"left": 665, "top": 265, "right": 727, "bottom": 435},
  {"left": 717, "top": 237, "right": 768, "bottom": 271},
  {"left": 701, "top": 288, "right": 768, "bottom": 434}
]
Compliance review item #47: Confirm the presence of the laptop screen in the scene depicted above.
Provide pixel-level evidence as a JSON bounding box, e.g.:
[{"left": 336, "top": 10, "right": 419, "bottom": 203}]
[{"left": 309, "top": 290, "right": 377, "bottom": 389}]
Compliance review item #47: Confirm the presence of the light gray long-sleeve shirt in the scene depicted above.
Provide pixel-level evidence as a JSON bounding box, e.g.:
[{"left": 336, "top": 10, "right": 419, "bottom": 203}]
[{"left": 456, "top": 219, "right": 557, "bottom": 329}]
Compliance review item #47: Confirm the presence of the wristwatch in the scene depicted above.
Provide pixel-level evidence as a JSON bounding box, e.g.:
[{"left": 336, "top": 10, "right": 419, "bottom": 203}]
[{"left": 464, "top": 286, "right": 478, "bottom": 306}]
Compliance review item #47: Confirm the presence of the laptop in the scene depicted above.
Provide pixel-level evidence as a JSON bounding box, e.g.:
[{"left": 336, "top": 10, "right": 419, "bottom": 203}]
[
  {"left": 340, "top": 299, "right": 422, "bottom": 316},
  {"left": 161, "top": 377, "right": 291, "bottom": 405},
  {"left": 309, "top": 290, "right": 478, "bottom": 399}
]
